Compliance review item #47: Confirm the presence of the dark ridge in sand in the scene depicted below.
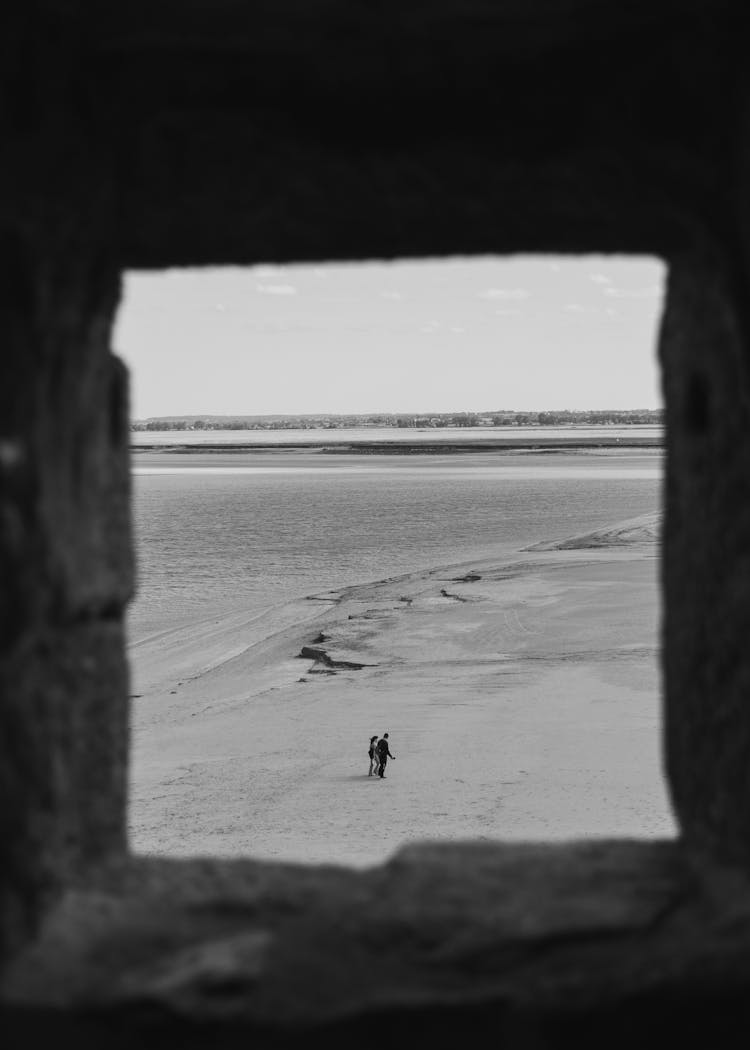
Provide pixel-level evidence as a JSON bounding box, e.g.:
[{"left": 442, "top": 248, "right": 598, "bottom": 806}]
[
  {"left": 324, "top": 438, "right": 663, "bottom": 454},
  {"left": 292, "top": 512, "right": 662, "bottom": 682},
  {"left": 298, "top": 645, "right": 370, "bottom": 673},
  {"left": 439, "top": 588, "right": 472, "bottom": 603},
  {"left": 525, "top": 512, "right": 662, "bottom": 552}
]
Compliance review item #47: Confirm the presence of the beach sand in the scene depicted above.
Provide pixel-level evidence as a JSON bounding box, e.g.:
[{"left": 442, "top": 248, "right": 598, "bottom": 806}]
[{"left": 128, "top": 512, "right": 676, "bottom": 866}]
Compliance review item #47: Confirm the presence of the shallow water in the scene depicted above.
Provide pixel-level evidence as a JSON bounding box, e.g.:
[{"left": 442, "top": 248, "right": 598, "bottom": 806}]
[
  {"left": 131, "top": 424, "right": 663, "bottom": 445},
  {"left": 128, "top": 448, "right": 663, "bottom": 643}
]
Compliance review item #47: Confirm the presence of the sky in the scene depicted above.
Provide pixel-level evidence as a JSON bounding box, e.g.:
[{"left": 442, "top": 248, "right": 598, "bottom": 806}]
[{"left": 114, "top": 255, "right": 665, "bottom": 419}]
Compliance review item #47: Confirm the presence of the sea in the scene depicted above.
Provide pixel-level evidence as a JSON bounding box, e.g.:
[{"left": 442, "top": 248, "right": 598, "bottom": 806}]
[
  {"left": 130, "top": 424, "right": 661, "bottom": 446},
  {"left": 128, "top": 428, "right": 663, "bottom": 644}
]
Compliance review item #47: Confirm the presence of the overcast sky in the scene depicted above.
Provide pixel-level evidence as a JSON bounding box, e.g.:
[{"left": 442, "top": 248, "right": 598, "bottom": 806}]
[{"left": 114, "top": 255, "right": 665, "bottom": 419}]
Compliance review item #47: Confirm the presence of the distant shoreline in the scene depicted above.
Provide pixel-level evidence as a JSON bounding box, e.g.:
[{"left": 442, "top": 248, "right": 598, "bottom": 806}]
[{"left": 131, "top": 436, "right": 663, "bottom": 454}]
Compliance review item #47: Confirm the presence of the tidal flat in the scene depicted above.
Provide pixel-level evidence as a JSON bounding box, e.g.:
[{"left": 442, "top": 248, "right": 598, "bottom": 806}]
[{"left": 127, "top": 446, "right": 673, "bottom": 864}]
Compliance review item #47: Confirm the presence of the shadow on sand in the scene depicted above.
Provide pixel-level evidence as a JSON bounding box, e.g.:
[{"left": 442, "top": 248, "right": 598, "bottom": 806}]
[{"left": 329, "top": 774, "right": 383, "bottom": 783}]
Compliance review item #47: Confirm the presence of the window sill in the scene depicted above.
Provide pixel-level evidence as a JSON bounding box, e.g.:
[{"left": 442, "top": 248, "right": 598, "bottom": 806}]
[{"left": 5, "top": 838, "right": 750, "bottom": 1043}]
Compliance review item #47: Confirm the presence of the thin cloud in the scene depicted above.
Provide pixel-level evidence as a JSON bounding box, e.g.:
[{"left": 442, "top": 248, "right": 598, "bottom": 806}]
[
  {"left": 477, "top": 288, "right": 530, "bottom": 300},
  {"left": 256, "top": 283, "right": 298, "bottom": 296},
  {"left": 564, "top": 303, "right": 586, "bottom": 312},
  {"left": 590, "top": 273, "right": 612, "bottom": 285},
  {"left": 604, "top": 286, "right": 660, "bottom": 299}
]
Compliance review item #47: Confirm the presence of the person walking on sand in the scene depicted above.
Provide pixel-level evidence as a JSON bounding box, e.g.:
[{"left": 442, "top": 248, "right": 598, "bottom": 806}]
[
  {"left": 376, "top": 733, "right": 395, "bottom": 778},
  {"left": 368, "top": 735, "right": 380, "bottom": 776}
]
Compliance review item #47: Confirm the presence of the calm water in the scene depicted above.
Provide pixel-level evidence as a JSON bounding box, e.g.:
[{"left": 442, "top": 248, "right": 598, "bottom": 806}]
[
  {"left": 131, "top": 425, "right": 663, "bottom": 446},
  {"left": 128, "top": 446, "right": 663, "bottom": 642}
]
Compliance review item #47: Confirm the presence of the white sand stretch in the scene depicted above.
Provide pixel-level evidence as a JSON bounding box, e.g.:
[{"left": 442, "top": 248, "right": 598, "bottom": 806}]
[{"left": 128, "top": 512, "right": 676, "bottom": 866}]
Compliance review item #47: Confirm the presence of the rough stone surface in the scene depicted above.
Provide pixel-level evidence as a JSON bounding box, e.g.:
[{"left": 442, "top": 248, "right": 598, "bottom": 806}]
[
  {"left": 109, "top": 3, "right": 731, "bottom": 266},
  {"left": 0, "top": 625, "right": 129, "bottom": 959},
  {"left": 660, "top": 251, "right": 750, "bottom": 866},
  {"left": 5, "top": 841, "right": 750, "bottom": 1046},
  {"left": 4, "top": 0, "right": 750, "bottom": 1042},
  {"left": 0, "top": 25, "right": 133, "bottom": 954}
]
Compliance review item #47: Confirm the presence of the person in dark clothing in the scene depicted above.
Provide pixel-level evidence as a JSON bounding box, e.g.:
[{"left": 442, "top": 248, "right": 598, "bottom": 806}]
[{"left": 376, "top": 733, "right": 395, "bottom": 778}]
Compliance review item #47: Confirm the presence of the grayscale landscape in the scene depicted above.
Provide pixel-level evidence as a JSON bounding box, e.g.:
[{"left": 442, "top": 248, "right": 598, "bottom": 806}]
[
  {"left": 116, "top": 255, "right": 670, "bottom": 865},
  {"left": 127, "top": 441, "right": 674, "bottom": 864}
]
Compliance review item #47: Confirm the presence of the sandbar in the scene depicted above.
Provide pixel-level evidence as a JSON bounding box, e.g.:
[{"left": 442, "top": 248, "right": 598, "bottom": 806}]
[{"left": 128, "top": 511, "right": 676, "bottom": 866}]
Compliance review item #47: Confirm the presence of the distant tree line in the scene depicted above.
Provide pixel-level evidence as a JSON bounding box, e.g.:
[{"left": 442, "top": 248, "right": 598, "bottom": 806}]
[{"left": 131, "top": 409, "right": 664, "bottom": 432}]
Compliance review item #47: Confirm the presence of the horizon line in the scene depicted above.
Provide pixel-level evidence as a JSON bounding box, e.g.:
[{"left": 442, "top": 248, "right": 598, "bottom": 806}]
[{"left": 132, "top": 409, "right": 664, "bottom": 422}]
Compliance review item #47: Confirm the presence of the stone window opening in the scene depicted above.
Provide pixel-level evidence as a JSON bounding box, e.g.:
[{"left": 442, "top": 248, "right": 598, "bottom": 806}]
[
  {"left": 5, "top": 248, "right": 747, "bottom": 1044},
  {"left": 4, "top": 4, "right": 750, "bottom": 1044}
]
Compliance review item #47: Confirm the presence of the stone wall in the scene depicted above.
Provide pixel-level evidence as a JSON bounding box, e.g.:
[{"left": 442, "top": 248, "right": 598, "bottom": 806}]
[
  {"left": 0, "top": 92, "right": 131, "bottom": 953},
  {"left": 661, "top": 248, "right": 750, "bottom": 866},
  {"left": 3, "top": 1, "right": 750, "bottom": 1043}
]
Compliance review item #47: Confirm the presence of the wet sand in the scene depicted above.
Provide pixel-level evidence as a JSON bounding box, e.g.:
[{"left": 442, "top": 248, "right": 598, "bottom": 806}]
[{"left": 128, "top": 512, "right": 676, "bottom": 865}]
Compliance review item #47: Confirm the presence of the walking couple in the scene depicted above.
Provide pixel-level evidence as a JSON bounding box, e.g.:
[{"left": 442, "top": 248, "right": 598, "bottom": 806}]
[{"left": 368, "top": 733, "right": 396, "bottom": 778}]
